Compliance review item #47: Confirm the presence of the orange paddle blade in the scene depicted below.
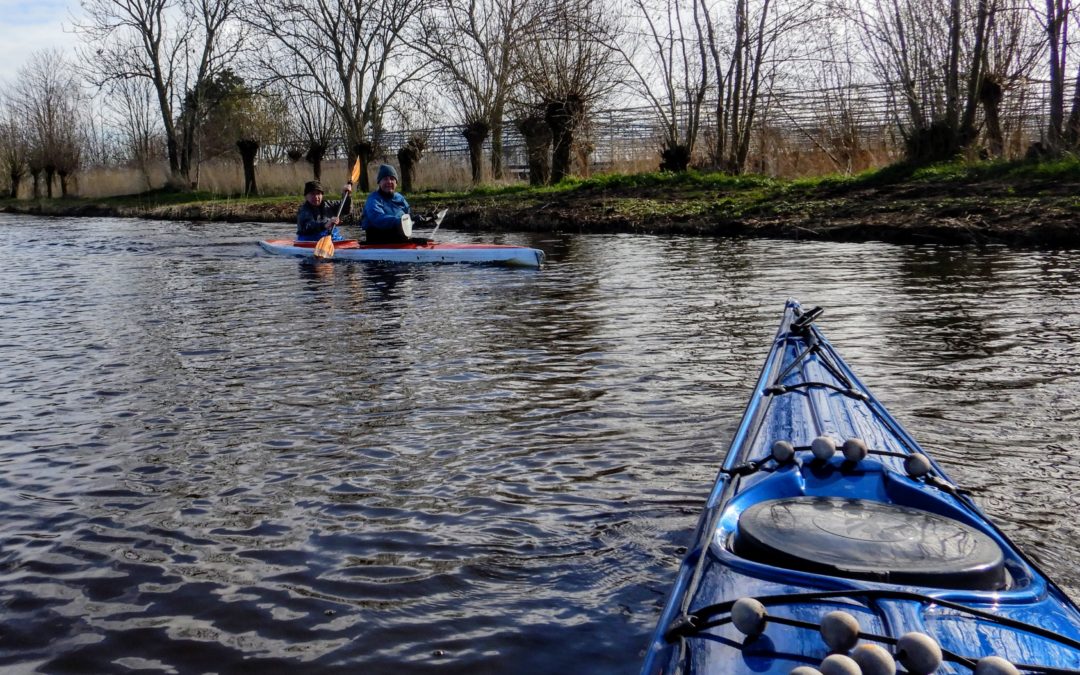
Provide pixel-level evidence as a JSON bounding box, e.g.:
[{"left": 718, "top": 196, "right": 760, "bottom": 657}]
[
  {"left": 350, "top": 158, "right": 361, "bottom": 184},
  {"left": 313, "top": 234, "right": 335, "bottom": 259}
]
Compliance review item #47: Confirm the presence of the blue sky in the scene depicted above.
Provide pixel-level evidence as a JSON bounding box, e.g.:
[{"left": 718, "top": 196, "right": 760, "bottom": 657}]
[{"left": 0, "top": 0, "right": 79, "bottom": 83}]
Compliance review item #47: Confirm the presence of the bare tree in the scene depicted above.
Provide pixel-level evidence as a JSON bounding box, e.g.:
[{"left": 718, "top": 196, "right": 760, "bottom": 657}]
[
  {"left": 243, "top": 0, "right": 429, "bottom": 192},
  {"left": 0, "top": 99, "right": 30, "bottom": 198},
  {"left": 76, "top": 0, "right": 245, "bottom": 185},
  {"left": 1040, "top": 0, "right": 1070, "bottom": 150},
  {"left": 281, "top": 87, "right": 340, "bottom": 182},
  {"left": 12, "top": 50, "right": 85, "bottom": 198},
  {"left": 102, "top": 77, "right": 167, "bottom": 190},
  {"left": 980, "top": 0, "right": 1042, "bottom": 156},
  {"left": 607, "top": 0, "right": 710, "bottom": 171},
  {"left": 774, "top": 26, "right": 870, "bottom": 174},
  {"left": 516, "top": 0, "right": 622, "bottom": 183},
  {"left": 1066, "top": 8, "right": 1080, "bottom": 145},
  {"left": 700, "top": 0, "right": 816, "bottom": 172},
  {"left": 233, "top": 92, "right": 290, "bottom": 196},
  {"left": 850, "top": 0, "right": 1008, "bottom": 160},
  {"left": 514, "top": 106, "right": 553, "bottom": 185},
  {"left": 417, "top": 0, "right": 541, "bottom": 183}
]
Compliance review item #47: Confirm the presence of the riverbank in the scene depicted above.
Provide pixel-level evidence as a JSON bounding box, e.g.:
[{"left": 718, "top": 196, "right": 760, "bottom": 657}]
[{"left": 6, "top": 158, "right": 1080, "bottom": 246}]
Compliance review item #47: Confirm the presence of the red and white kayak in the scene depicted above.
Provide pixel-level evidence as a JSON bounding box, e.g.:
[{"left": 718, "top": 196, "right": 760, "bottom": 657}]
[{"left": 258, "top": 239, "right": 545, "bottom": 268}]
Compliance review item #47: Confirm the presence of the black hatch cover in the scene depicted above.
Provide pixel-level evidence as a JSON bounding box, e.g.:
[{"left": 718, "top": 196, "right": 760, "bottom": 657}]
[{"left": 733, "top": 496, "right": 1006, "bottom": 590}]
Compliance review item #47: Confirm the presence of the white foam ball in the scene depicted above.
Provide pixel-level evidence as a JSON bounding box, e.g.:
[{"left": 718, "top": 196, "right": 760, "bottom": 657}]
[
  {"left": 772, "top": 440, "right": 796, "bottom": 463},
  {"left": 819, "top": 654, "right": 861, "bottom": 675},
  {"left": 974, "top": 656, "right": 1020, "bottom": 675},
  {"left": 851, "top": 644, "right": 896, "bottom": 675},
  {"left": 811, "top": 436, "right": 837, "bottom": 461},
  {"left": 904, "top": 453, "right": 931, "bottom": 477},
  {"left": 731, "top": 597, "right": 767, "bottom": 636},
  {"left": 790, "top": 667, "right": 824, "bottom": 675},
  {"left": 820, "top": 610, "right": 861, "bottom": 652},
  {"left": 896, "top": 632, "right": 942, "bottom": 674},
  {"left": 842, "top": 438, "right": 869, "bottom": 462}
]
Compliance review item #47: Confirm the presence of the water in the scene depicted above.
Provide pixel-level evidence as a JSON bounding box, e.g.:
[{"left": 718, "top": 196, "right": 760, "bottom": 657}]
[{"left": 0, "top": 215, "right": 1078, "bottom": 673}]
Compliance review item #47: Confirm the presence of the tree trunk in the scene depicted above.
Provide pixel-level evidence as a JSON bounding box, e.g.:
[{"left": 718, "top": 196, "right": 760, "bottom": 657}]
[
  {"left": 354, "top": 141, "right": 375, "bottom": 192},
  {"left": 490, "top": 118, "right": 504, "bottom": 181},
  {"left": 1046, "top": 0, "right": 1067, "bottom": 152},
  {"left": 9, "top": 171, "right": 20, "bottom": 198},
  {"left": 545, "top": 96, "right": 583, "bottom": 183},
  {"left": 945, "top": 0, "right": 962, "bottom": 151},
  {"left": 516, "top": 115, "right": 552, "bottom": 186},
  {"left": 397, "top": 139, "right": 424, "bottom": 192},
  {"left": 237, "top": 139, "right": 259, "bottom": 196},
  {"left": 463, "top": 121, "right": 489, "bottom": 186},
  {"left": 153, "top": 76, "right": 183, "bottom": 183},
  {"left": 30, "top": 168, "right": 40, "bottom": 199},
  {"left": 305, "top": 142, "right": 327, "bottom": 181},
  {"left": 59, "top": 171, "right": 70, "bottom": 197},
  {"left": 660, "top": 143, "right": 692, "bottom": 172},
  {"left": 44, "top": 166, "right": 55, "bottom": 198},
  {"left": 980, "top": 74, "right": 1004, "bottom": 158},
  {"left": 1067, "top": 61, "right": 1080, "bottom": 147},
  {"left": 959, "top": 0, "right": 991, "bottom": 149}
]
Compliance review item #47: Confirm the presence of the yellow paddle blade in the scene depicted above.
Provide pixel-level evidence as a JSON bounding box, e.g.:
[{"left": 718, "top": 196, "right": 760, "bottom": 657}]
[
  {"left": 313, "top": 234, "right": 335, "bottom": 259},
  {"left": 350, "top": 158, "right": 361, "bottom": 184}
]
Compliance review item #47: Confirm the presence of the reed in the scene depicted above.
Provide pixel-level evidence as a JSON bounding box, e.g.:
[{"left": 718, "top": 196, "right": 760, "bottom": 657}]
[{"left": 27, "top": 146, "right": 902, "bottom": 200}]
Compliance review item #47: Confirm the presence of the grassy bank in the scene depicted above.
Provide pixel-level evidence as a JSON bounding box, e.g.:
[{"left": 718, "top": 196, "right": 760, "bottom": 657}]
[{"left": 5, "top": 158, "right": 1080, "bottom": 246}]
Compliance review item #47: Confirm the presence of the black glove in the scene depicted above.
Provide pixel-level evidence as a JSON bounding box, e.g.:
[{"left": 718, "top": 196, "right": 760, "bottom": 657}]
[{"left": 413, "top": 213, "right": 430, "bottom": 225}]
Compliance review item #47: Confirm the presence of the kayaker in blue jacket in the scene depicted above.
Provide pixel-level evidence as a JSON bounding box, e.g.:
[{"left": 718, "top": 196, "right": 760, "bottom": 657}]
[
  {"left": 296, "top": 179, "right": 353, "bottom": 241},
  {"left": 362, "top": 164, "right": 413, "bottom": 244}
]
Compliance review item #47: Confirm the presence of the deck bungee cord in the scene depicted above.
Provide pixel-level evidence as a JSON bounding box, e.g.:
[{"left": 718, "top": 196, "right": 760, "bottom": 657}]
[{"left": 663, "top": 589, "right": 1080, "bottom": 672}]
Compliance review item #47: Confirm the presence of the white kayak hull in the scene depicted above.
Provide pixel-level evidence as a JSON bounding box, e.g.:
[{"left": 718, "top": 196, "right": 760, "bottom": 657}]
[{"left": 258, "top": 239, "right": 544, "bottom": 268}]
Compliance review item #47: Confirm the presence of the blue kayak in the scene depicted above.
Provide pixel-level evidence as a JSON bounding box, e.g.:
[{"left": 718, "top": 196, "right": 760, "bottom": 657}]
[{"left": 642, "top": 300, "right": 1080, "bottom": 674}]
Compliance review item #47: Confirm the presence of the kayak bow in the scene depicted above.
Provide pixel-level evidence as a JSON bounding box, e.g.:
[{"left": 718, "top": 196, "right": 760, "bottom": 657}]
[
  {"left": 643, "top": 300, "right": 1080, "bottom": 675},
  {"left": 258, "top": 238, "right": 545, "bottom": 268}
]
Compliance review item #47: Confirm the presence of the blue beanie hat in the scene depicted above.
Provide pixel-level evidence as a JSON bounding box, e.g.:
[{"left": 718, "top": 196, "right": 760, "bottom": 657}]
[{"left": 376, "top": 164, "right": 399, "bottom": 182}]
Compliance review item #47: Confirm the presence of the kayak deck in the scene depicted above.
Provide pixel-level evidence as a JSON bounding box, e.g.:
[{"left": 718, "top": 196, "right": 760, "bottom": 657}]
[
  {"left": 258, "top": 238, "right": 544, "bottom": 268},
  {"left": 642, "top": 300, "right": 1080, "bottom": 674}
]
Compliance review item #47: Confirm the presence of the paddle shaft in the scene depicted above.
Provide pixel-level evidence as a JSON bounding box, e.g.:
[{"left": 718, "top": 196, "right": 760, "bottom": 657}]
[
  {"left": 332, "top": 185, "right": 352, "bottom": 224},
  {"left": 429, "top": 209, "right": 448, "bottom": 238}
]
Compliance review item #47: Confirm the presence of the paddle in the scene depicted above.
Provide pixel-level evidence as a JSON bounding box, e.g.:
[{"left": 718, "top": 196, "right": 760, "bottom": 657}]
[
  {"left": 313, "top": 159, "right": 362, "bottom": 259},
  {"left": 407, "top": 209, "right": 448, "bottom": 246},
  {"left": 429, "top": 209, "right": 449, "bottom": 238}
]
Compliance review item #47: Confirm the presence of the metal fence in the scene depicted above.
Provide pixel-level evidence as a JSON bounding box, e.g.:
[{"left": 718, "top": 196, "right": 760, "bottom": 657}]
[{"left": 364, "top": 77, "right": 1063, "bottom": 178}]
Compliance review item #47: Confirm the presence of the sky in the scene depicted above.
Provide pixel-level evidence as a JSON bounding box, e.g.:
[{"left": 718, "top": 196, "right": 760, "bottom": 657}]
[{"left": 0, "top": 0, "right": 80, "bottom": 84}]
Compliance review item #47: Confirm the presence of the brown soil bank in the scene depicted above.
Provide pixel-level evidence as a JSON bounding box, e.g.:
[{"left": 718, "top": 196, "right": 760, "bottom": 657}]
[{"left": 6, "top": 161, "right": 1080, "bottom": 247}]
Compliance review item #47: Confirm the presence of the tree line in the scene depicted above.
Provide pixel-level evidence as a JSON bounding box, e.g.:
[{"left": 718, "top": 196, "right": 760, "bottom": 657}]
[{"left": 2, "top": 0, "right": 1079, "bottom": 198}]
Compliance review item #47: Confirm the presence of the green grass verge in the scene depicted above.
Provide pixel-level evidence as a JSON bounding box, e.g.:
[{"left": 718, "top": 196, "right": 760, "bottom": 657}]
[{"left": 4, "top": 157, "right": 1079, "bottom": 221}]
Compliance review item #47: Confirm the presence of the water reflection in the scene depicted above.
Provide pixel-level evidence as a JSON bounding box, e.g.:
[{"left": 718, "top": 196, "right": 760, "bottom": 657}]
[{"left": 0, "top": 215, "right": 1076, "bottom": 673}]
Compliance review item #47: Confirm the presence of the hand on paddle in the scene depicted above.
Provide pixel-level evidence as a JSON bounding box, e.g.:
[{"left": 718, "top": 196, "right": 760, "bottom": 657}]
[
  {"left": 323, "top": 184, "right": 352, "bottom": 231},
  {"left": 412, "top": 210, "right": 440, "bottom": 225},
  {"left": 313, "top": 180, "right": 355, "bottom": 259}
]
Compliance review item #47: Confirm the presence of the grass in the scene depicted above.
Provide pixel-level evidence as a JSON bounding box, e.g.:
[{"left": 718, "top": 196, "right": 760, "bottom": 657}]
[{"left": 4, "top": 156, "right": 1079, "bottom": 234}]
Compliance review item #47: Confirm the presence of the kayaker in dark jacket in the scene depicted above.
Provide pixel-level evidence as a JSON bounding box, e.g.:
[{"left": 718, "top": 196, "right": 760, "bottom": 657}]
[
  {"left": 296, "top": 179, "right": 353, "bottom": 241},
  {"left": 362, "top": 164, "right": 413, "bottom": 244}
]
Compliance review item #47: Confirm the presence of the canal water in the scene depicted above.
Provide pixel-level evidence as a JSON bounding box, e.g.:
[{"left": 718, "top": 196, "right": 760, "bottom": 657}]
[{"left": 0, "top": 215, "right": 1077, "bottom": 673}]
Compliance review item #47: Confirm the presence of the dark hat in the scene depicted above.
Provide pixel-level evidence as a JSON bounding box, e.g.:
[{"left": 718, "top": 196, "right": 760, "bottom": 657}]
[
  {"left": 376, "top": 164, "right": 399, "bottom": 182},
  {"left": 304, "top": 180, "right": 324, "bottom": 195}
]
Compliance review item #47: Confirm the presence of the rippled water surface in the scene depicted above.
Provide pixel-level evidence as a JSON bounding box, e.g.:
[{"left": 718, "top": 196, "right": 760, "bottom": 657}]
[{"left": 1, "top": 215, "right": 1078, "bottom": 673}]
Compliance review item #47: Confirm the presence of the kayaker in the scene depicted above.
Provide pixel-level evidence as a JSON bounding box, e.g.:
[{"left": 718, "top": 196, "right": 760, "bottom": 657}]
[
  {"left": 362, "top": 164, "right": 418, "bottom": 244},
  {"left": 296, "top": 179, "right": 353, "bottom": 242}
]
